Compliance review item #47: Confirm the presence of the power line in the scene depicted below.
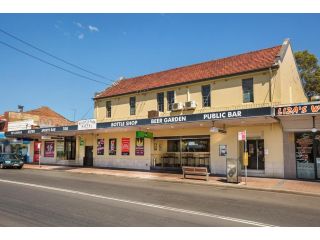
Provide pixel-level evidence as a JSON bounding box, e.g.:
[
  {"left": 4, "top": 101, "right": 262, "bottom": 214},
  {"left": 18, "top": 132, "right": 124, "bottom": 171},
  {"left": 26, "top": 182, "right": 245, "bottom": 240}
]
[
  {"left": 0, "top": 28, "right": 115, "bottom": 83},
  {"left": 0, "top": 40, "right": 109, "bottom": 85}
]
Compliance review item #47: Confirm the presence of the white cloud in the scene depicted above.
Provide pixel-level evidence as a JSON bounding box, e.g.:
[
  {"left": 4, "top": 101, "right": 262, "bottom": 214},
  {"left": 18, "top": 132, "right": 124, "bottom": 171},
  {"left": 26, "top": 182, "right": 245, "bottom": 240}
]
[
  {"left": 74, "top": 22, "right": 84, "bottom": 29},
  {"left": 78, "top": 33, "right": 84, "bottom": 40},
  {"left": 88, "top": 25, "right": 99, "bottom": 32}
]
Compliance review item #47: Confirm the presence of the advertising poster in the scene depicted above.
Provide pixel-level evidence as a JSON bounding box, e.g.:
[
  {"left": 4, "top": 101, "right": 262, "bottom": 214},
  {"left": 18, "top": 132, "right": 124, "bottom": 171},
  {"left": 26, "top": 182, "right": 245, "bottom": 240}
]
[
  {"left": 33, "top": 141, "right": 41, "bottom": 162},
  {"left": 219, "top": 144, "right": 227, "bottom": 156},
  {"left": 97, "top": 139, "right": 104, "bottom": 155},
  {"left": 97, "top": 139, "right": 105, "bottom": 155},
  {"left": 44, "top": 141, "right": 55, "bottom": 158},
  {"left": 109, "top": 139, "right": 117, "bottom": 155},
  {"left": 121, "top": 138, "right": 130, "bottom": 155},
  {"left": 56, "top": 140, "right": 65, "bottom": 159},
  {"left": 135, "top": 138, "right": 144, "bottom": 156}
]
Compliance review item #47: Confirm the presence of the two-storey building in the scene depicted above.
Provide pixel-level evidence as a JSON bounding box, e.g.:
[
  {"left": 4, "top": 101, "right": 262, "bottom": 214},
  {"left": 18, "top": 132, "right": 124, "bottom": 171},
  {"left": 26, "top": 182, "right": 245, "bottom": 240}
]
[
  {"left": 75, "top": 39, "right": 306, "bottom": 178},
  {"left": 6, "top": 39, "right": 309, "bottom": 179}
]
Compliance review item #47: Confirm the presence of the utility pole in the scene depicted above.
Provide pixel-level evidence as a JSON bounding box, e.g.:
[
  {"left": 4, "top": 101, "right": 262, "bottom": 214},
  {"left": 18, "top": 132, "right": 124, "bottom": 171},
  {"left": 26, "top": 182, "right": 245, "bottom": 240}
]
[{"left": 71, "top": 108, "right": 77, "bottom": 122}]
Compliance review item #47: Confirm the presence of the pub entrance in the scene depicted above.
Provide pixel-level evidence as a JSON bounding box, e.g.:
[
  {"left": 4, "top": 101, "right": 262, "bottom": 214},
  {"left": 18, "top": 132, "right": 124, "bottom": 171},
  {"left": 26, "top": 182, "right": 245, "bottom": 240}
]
[
  {"left": 83, "top": 146, "right": 93, "bottom": 167},
  {"left": 151, "top": 135, "right": 210, "bottom": 172}
]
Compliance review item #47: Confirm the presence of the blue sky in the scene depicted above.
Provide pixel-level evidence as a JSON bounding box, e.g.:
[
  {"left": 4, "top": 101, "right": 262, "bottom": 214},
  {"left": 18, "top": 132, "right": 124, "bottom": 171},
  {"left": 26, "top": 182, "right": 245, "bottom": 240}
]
[{"left": 0, "top": 14, "right": 320, "bottom": 121}]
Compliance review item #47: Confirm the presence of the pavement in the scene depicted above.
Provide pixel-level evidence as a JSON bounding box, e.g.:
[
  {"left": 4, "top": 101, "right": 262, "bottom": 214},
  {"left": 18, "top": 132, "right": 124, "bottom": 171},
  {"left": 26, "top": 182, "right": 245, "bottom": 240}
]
[
  {"left": 23, "top": 163, "right": 320, "bottom": 197},
  {"left": 1, "top": 167, "right": 320, "bottom": 226}
]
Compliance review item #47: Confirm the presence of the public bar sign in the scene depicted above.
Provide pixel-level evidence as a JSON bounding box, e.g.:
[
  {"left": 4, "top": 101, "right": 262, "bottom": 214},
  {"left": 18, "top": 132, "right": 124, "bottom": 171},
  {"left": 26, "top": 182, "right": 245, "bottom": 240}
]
[
  {"left": 5, "top": 107, "right": 272, "bottom": 136},
  {"left": 78, "top": 119, "right": 97, "bottom": 130},
  {"left": 276, "top": 104, "right": 320, "bottom": 116}
]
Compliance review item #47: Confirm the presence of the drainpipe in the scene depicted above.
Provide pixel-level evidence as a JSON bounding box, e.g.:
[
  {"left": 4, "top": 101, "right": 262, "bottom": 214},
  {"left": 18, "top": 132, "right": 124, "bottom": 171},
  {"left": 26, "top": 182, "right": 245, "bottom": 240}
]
[{"left": 269, "top": 67, "right": 273, "bottom": 103}]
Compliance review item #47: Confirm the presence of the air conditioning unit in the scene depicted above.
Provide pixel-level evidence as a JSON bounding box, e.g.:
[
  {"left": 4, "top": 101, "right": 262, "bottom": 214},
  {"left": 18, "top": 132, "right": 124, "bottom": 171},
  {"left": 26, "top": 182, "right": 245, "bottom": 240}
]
[
  {"left": 172, "top": 102, "right": 184, "bottom": 111},
  {"left": 185, "top": 100, "right": 197, "bottom": 110}
]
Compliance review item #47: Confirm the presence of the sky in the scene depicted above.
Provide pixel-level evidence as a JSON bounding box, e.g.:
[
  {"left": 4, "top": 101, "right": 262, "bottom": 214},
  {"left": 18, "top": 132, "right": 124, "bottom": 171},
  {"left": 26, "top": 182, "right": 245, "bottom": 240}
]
[{"left": 0, "top": 14, "right": 320, "bottom": 121}]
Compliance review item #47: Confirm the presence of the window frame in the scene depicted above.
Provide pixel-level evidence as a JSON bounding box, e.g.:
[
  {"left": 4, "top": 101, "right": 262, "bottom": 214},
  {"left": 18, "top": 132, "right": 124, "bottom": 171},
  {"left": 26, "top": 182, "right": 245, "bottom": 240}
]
[
  {"left": 167, "top": 90, "right": 175, "bottom": 111},
  {"left": 106, "top": 101, "right": 112, "bottom": 118},
  {"left": 129, "top": 96, "right": 136, "bottom": 115},
  {"left": 242, "top": 78, "right": 254, "bottom": 103},
  {"left": 201, "top": 84, "right": 211, "bottom": 107},
  {"left": 157, "top": 92, "right": 164, "bottom": 112}
]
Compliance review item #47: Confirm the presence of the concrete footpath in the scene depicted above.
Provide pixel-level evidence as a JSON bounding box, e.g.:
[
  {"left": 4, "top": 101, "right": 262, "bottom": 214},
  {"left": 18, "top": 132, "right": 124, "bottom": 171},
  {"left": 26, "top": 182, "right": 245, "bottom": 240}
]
[{"left": 23, "top": 164, "right": 320, "bottom": 197}]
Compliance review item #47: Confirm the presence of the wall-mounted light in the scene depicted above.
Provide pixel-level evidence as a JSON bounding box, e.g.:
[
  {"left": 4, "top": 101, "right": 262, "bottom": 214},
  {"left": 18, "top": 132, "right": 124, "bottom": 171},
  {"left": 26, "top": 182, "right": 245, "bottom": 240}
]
[{"left": 312, "top": 116, "right": 317, "bottom": 133}]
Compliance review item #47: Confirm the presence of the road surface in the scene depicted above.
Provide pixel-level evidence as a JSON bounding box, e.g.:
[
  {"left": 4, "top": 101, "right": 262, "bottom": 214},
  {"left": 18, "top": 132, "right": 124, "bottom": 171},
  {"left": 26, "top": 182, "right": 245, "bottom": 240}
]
[{"left": 0, "top": 168, "right": 319, "bottom": 226}]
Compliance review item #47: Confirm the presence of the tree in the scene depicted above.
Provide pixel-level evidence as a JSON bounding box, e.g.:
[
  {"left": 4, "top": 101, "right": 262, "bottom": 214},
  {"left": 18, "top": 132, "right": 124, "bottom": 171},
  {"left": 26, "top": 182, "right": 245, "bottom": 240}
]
[{"left": 294, "top": 50, "right": 320, "bottom": 96}]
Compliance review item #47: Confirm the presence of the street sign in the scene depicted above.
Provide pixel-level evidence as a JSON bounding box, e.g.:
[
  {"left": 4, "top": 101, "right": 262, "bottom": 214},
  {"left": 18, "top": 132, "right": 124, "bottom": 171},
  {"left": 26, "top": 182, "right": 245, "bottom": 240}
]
[{"left": 238, "top": 131, "right": 246, "bottom": 141}]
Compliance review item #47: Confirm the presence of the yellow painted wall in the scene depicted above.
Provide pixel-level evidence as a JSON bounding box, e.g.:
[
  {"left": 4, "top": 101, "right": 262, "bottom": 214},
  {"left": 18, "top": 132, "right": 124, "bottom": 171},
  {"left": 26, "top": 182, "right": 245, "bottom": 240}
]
[
  {"left": 277, "top": 44, "right": 307, "bottom": 104},
  {"left": 95, "top": 70, "right": 278, "bottom": 122}
]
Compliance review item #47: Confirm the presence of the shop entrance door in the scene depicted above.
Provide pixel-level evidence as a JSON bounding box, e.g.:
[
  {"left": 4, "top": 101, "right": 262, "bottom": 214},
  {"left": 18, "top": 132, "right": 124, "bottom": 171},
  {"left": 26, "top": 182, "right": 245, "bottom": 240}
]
[
  {"left": 247, "top": 140, "right": 265, "bottom": 170},
  {"left": 84, "top": 146, "right": 93, "bottom": 167}
]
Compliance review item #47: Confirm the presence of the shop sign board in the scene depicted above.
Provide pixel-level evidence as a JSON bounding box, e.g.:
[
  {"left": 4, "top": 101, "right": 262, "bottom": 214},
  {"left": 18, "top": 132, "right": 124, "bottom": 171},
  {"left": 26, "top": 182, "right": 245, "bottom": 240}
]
[
  {"left": 238, "top": 131, "right": 246, "bottom": 141},
  {"left": 44, "top": 141, "right": 55, "bottom": 158},
  {"left": 6, "top": 107, "right": 272, "bottom": 136},
  {"left": 78, "top": 119, "right": 97, "bottom": 130},
  {"left": 8, "top": 119, "right": 34, "bottom": 131},
  {"left": 136, "top": 131, "right": 153, "bottom": 138},
  {"left": 276, "top": 104, "right": 320, "bottom": 116},
  {"left": 109, "top": 139, "right": 117, "bottom": 155},
  {"left": 121, "top": 138, "right": 130, "bottom": 156},
  {"left": 97, "top": 139, "right": 104, "bottom": 155},
  {"left": 135, "top": 138, "right": 144, "bottom": 156}
]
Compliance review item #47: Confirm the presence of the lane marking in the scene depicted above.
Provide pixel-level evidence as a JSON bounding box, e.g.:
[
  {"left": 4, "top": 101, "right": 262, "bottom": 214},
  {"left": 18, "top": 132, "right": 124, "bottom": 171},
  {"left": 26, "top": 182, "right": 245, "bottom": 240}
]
[{"left": 0, "top": 178, "right": 277, "bottom": 227}]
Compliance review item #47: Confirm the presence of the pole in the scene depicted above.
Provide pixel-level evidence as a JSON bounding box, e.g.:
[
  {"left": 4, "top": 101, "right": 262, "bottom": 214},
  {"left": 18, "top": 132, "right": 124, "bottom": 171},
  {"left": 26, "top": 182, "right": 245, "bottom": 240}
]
[{"left": 245, "top": 130, "right": 247, "bottom": 185}]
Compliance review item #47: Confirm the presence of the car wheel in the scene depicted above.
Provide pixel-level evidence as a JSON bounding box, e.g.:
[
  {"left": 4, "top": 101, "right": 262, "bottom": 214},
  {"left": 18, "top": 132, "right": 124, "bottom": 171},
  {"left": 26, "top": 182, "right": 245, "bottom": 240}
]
[{"left": 17, "top": 166, "right": 22, "bottom": 169}]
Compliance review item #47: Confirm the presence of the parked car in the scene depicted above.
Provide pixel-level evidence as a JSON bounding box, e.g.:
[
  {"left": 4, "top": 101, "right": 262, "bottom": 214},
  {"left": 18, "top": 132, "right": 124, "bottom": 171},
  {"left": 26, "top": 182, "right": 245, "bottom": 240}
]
[{"left": 0, "top": 153, "right": 24, "bottom": 169}]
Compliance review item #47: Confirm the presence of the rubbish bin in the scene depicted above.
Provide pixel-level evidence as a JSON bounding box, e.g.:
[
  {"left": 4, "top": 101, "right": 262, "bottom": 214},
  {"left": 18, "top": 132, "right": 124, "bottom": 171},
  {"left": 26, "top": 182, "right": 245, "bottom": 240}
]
[{"left": 226, "top": 158, "right": 242, "bottom": 183}]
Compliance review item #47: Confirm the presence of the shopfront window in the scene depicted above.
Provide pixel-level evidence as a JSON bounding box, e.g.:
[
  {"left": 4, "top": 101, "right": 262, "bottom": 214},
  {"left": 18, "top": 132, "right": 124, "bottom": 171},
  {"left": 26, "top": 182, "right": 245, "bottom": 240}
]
[
  {"left": 152, "top": 136, "right": 210, "bottom": 170},
  {"left": 65, "top": 137, "right": 76, "bottom": 160},
  {"left": 295, "top": 133, "right": 315, "bottom": 179},
  {"left": 181, "top": 139, "right": 210, "bottom": 152}
]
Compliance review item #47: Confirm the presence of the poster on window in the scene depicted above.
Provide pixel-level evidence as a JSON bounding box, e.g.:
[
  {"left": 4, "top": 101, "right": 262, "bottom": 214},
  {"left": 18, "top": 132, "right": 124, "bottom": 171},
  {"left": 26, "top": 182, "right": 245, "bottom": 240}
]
[
  {"left": 97, "top": 139, "right": 104, "bottom": 155},
  {"left": 121, "top": 138, "right": 130, "bottom": 155},
  {"left": 56, "top": 140, "right": 65, "bottom": 159},
  {"left": 219, "top": 144, "right": 227, "bottom": 156},
  {"left": 44, "top": 141, "right": 55, "bottom": 158},
  {"left": 109, "top": 139, "right": 117, "bottom": 155},
  {"left": 135, "top": 138, "right": 144, "bottom": 156}
]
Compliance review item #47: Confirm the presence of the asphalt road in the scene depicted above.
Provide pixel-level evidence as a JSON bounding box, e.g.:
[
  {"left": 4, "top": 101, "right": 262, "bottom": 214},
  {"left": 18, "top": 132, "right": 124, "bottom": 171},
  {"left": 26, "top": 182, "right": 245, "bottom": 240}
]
[{"left": 0, "top": 168, "right": 320, "bottom": 227}]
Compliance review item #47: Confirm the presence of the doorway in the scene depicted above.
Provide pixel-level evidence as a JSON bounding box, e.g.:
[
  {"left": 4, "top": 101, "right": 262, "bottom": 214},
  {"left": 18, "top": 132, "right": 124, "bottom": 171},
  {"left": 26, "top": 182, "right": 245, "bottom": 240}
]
[
  {"left": 84, "top": 146, "right": 93, "bottom": 167},
  {"left": 247, "top": 140, "right": 265, "bottom": 170}
]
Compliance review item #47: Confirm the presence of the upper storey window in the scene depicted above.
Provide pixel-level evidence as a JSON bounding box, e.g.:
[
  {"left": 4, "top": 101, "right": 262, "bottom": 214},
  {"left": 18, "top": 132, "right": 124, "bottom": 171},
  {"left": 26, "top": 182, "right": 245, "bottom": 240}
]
[
  {"left": 242, "top": 78, "right": 254, "bottom": 103},
  {"left": 106, "top": 101, "right": 111, "bottom": 118},
  {"left": 130, "top": 97, "right": 136, "bottom": 115},
  {"left": 157, "top": 92, "right": 164, "bottom": 112},
  {"left": 201, "top": 85, "right": 211, "bottom": 107},
  {"left": 167, "top": 91, "right": 175, "bottom": 111}
]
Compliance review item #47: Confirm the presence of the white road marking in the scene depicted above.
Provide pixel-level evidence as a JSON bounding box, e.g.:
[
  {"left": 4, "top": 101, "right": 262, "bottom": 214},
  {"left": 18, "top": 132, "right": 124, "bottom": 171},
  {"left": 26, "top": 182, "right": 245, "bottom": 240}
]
[{"left": 0, "top": 178, "right": 277, "bottom": 227}]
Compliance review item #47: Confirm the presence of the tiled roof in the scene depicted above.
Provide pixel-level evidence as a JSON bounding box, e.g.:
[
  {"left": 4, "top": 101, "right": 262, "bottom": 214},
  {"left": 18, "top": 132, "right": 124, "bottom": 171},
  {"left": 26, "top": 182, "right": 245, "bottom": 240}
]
[
  {"left": 25, "top": 106, "right": 74, "bottom": 126},
  {"left": 96, "top": 45, "right": 282, "bottom": 99}
]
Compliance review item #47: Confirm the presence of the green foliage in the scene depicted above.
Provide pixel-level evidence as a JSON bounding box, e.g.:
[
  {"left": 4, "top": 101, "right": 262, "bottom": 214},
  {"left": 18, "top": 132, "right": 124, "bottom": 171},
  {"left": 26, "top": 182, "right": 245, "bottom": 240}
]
[{"left": 294, "top": 51, "right": 320, "bottom": 95}]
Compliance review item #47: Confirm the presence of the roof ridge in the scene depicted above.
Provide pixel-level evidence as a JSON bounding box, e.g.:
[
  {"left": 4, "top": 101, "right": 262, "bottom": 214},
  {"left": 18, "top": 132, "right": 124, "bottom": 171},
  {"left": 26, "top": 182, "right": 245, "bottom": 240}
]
[{"left": 118, "top": 45, "right": 282, "bottom": 83}]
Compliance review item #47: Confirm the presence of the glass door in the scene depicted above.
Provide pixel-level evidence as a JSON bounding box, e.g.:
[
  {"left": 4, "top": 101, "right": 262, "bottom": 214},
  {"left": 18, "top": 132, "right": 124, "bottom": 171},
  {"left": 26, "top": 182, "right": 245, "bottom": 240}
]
[{"left": 247, "top": 140, "right": 265, "bottom": 170}]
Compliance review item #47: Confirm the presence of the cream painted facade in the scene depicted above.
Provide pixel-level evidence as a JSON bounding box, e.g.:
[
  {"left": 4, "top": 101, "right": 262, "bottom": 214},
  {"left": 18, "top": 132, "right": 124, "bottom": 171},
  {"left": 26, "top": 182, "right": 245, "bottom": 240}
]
[{"left": 10, "top": 40, "right": 309, "bottom": 179}]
